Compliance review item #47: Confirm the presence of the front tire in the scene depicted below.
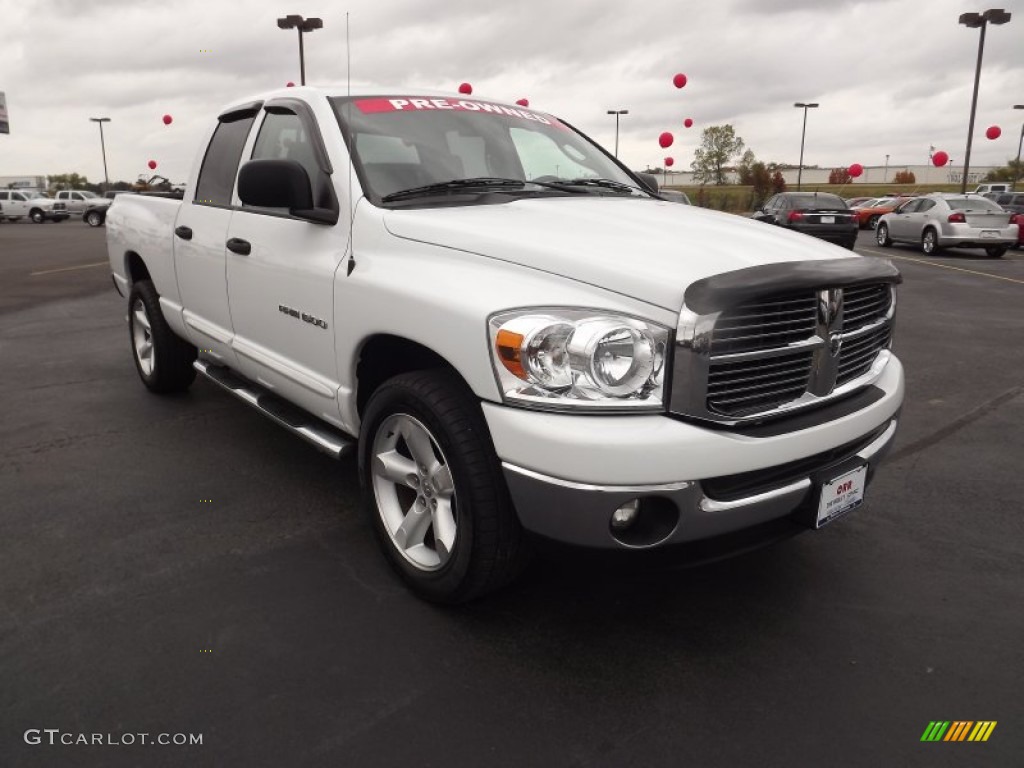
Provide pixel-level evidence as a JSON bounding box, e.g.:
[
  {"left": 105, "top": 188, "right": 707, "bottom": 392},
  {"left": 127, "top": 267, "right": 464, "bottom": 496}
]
[
  {"left": 921, "top": 228, "right": 940, "bottom": 255},
  {"left": 985, "top": 245, "right": 1008, "bottom": 258},
  {"left": 359, "top": 370, "right": 528, "bottom": 603},
  {"left": 85, "top": 210, "right": 104, "bottom": 227},
  {"left": 29, "top": 209, "right": 44, "bottom": 223},
  {"left": 127, "top": 280, "right": 197, "bottom": 393},
  {"left": 876, "top": 223, "right": 892, "bottom": 247},
  {"left": 868, "top": 214, "right": 880, "bottom": 230}
]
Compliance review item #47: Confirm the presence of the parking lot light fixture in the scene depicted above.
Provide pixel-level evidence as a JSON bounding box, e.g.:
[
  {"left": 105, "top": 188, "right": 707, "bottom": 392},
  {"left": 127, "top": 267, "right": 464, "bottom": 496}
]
[
  {"left": 793, "top": 102, "right": 818, "bottom": 191},
  {"left": 277, "top": 14, "right": 323, "bottom": 85},
  {"left": 89, "top": 117, "right": 111, "bottom": 191},
  {"left": 1013, "top": 104, "right": 1024, "bottom": 192},
  {"left": 958, "top": 8, "right": 1012, "bottom": 194},
  {"left": 606, "top": 109, "right": 628, "bottom": 158}
]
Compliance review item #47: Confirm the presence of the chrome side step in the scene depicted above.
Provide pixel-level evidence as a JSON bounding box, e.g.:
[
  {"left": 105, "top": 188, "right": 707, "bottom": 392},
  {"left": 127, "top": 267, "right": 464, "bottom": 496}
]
[{"left": 193, "top": 360, "right": 355, "bottom": 459}]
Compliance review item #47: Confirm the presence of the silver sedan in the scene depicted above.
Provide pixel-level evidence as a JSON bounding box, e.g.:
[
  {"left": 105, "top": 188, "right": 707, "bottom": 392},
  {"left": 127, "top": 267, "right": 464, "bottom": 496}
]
[{"left": 876, "top": 193, "right": 1018, "bottom": 258}]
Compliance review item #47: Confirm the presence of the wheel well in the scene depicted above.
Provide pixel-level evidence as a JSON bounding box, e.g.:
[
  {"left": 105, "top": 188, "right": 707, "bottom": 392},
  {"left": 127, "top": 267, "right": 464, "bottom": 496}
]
[
  {"left": 356, "top": 335, "right": 463, "bottom": 416},
  {"left": 125, "top": 252, "right": 151, "bottom": 285}
]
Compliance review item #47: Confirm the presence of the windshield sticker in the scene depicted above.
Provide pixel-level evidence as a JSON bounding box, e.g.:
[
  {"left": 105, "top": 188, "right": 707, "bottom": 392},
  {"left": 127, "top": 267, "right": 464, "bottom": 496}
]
[{"left": 354, "top": 97, "right": 560, "bottom": 126}]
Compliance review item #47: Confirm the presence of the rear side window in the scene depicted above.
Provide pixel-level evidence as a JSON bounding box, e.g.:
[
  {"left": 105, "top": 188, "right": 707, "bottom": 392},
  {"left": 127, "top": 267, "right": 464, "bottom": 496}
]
[
  {"left": 947, "top": 197, "right": 1002, "bottom": 211},
  {"left": 194, "top": 116, "right": 256, "bottom": 206}
]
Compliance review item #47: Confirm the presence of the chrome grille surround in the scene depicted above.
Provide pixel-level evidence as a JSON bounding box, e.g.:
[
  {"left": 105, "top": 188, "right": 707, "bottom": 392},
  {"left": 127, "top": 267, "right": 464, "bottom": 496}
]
[{"left": 670, "top": 279, "right": 896, "bottom": 425}]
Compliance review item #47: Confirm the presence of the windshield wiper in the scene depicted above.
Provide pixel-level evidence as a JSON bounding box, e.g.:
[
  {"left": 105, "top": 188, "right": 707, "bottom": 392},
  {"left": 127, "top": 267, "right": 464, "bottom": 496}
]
[
  {"left": 549, "top": 178, "right": 648, "bottom": 195},
  {"left": 381, "top": 177, "right": 582, "bottom": 203}
]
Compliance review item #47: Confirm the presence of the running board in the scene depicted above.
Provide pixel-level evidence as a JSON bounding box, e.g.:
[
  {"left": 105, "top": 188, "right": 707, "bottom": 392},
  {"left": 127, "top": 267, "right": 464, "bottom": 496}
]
[{"left": 193, "top": 360, "right": 355, "bottom": 459}]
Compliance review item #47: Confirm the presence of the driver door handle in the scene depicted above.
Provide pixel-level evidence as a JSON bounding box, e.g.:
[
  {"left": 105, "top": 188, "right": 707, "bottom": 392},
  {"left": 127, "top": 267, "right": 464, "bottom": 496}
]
[
  {"left": 226, "top": 238, "right": 251, "bottom": 256},
  {"left": 174, "top": 225, "right": 193, "bottom": 240}
]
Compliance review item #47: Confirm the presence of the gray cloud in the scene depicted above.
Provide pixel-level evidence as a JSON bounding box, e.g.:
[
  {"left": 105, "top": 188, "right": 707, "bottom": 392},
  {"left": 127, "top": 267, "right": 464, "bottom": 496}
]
[{"left": 1, "top": 0, "right": 1022, "bottom": 184}]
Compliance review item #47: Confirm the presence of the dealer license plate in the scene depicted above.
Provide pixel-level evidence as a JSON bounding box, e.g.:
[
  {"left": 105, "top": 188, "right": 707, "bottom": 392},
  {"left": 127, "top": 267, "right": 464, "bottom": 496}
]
[
  {"left": 820, "top": 215, "right": 835, "bottom": 224},
  {"left": 816, "top": 465, "right": 867, "bottom": 528},
  {"left": 981, "top": 230, "right": 998, "bottom": 239}
]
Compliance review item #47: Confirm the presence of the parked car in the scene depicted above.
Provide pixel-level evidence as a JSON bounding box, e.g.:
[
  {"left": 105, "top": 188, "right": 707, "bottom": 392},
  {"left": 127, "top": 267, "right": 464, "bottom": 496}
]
[
  {"left": 54, "top": 190, "right": 111, "bottom": 216},
  {"left": 991, "top": 192, "right": 1024, "bottom": 214},
  {"left": 752, "top": 192, "right": 858, "bottom": 248},
  {"left": 971, "top": 183, "right": 1009, "bottom": 195},
  {"left": 0, "top": 190, "right": 69, "bottom": 222},
  {"left": 844, "top": 196, "right": 873, "bottom": 208},
  {"left": 854, "top": 197, "right": 909, "bottom": 230},
  {"left": 107, "top": 87, "right": 904, "bottom": 602},
  {"left": 875, "top": 193, "right": 1018, "bottom": 257}
]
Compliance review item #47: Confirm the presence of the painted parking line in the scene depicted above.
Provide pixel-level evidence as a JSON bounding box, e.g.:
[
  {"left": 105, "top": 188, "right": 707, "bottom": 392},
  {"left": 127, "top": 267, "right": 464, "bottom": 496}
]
[
  {"left": 857, "top": 247, "right": 1024, "bottom": 286},
  {"left": 30, "top": 261, "right": 108, "bottom": 277}
]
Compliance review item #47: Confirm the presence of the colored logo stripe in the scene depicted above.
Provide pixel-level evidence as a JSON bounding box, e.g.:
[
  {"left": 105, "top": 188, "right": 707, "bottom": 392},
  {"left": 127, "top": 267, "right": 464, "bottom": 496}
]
[{"left": 921, "top": 721, "right": 996, "bottom": 742}]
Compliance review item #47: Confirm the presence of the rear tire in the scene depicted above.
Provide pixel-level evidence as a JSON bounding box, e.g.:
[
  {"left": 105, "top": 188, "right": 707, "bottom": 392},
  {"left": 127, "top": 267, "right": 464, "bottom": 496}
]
[
  {"left": 985, "top": 245, "right": 1008, "bottom": 258},
  {"left": 921, "top": 228, "right": 940, "bottom": 255},
  {"left": 85, "top": 210, "right": 103, "bottom": 227},
  {"left": 876, "top": 223, "right": 892, "bottom": 247},
  {"left": 127, "top": 280, "right": 197, "bottom": 393},
  {"left": 868, "top": 214, "right": 880, "bottom": 230},
  {"left": 359, "top": 369, "right": 529, "bottom": 603}
]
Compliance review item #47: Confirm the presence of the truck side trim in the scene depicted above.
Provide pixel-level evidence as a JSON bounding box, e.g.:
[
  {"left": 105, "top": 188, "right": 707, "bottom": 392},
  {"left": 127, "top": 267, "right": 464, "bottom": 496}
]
[
  {"left": 183, "top": 309, "right": 232, "bottom": 344},
  {"left": 232, "top": 337, "right": 337, "bottom": 398}
]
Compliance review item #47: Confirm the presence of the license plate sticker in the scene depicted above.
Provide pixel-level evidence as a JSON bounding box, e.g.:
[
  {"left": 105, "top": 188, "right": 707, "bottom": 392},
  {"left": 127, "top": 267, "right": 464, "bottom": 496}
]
[
  {"left": 981, "top": 230, "right": 998, "bottom": 239},
  {"left": 816, "top": 465, "right": 867, "bottom": 528},
  {"left": 820, "top": 215, "right": 835, "bottom": 224}
]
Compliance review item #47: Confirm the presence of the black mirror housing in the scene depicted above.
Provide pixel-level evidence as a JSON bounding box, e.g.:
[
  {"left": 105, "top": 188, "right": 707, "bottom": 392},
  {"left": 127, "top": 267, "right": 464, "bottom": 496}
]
[{"left": 238, "top": 159, "right": 314, "bottom": 210}]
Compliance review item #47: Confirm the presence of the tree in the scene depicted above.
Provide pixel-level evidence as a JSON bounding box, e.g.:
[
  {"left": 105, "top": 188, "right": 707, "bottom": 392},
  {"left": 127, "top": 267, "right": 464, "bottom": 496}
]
[
  {"left": 691, "top": 125, "right": 745, "bottom": 185},
  {"left": 771, "top": 171, "right": 786, "bottom": 194},
  {"left": 47, "top": 173, "right": 90, "bottom": 191},
  {"left": 737, "top": 149, "right": 757, "bottom": 185},
  {"left": 829, "top": 167, "right": 852, "bottom": 184},
  {"left": 892, "top": 169, "right": 916, "bottom": 184},
  {"left": 984, "top": 159, "right": 1024, "bottom": 182}
]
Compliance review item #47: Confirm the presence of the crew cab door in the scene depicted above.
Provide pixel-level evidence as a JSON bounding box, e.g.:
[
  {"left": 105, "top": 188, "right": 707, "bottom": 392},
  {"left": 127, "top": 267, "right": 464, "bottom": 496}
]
[
  {"left": 224, "top": 100, "right": 347, "bottom": 426},
  {"left": 172, "top": 105, "right": 259, "bottom": 366}
]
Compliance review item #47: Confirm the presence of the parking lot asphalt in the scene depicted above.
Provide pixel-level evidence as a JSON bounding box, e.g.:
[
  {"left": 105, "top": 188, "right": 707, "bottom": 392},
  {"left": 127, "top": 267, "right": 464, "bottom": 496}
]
[{"left": 1, "top": 222, "right": 1022, "bottom": 767}]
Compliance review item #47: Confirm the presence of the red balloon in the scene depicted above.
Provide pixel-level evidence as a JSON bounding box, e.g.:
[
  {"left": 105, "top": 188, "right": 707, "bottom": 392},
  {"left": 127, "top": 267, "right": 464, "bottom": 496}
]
[
  {"left": 286, "top": 81, "right": 295, "bottom": 87},
  {"left": 148, "top": 160, "right": 157, "bottom": 170},
  {"left": 162, "top": 114, "right": 173, "bottom": 125},
  {"left": 673, "top": 73, "right": 687, "bottom": 89},
  {"left": 932, "top": 150, "right": 949, "bottom": 167},
  {"left": 985, "top": 125, "right": 1001, "bottom": 140},
  {"left": 515, "top": 98, "right": 529, "bottom": 107},
  {"left": 658, "top": 131, "right": 674, "bottom": 149},
  {"left": 683, "top": 118, "right": 693, "bottom": 128},
  {"left": 848, "top": 163, "right": 863, "bottom": 178},
  {"left": 665, "top": 157, "right": 674, "bottom": 167},
  {"left": 458, "top": 82, "right": 473, "bottom": 95}
]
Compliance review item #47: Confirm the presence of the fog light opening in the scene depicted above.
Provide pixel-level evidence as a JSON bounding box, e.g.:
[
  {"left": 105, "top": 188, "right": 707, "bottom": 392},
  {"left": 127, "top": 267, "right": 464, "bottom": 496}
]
[{"left": 611, "top": 499, "right": 641, "bottom": 530}]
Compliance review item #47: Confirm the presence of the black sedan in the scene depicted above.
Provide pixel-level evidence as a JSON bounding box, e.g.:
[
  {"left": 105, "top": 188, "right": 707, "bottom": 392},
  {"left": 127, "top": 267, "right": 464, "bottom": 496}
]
[{"left": 753, "top": 192, "right": 859, "bottom": 249}]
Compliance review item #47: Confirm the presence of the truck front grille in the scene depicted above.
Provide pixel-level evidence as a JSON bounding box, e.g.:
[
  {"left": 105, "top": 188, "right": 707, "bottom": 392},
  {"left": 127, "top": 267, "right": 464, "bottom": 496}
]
[{"left": 671, "top": 273, "right": 897, "bottom": 425}]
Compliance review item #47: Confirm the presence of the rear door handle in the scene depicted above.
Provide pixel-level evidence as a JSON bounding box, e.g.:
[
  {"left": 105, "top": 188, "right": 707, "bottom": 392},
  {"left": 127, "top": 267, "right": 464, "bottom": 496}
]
[
  {"left": 226, "top": 238, "right": 251, "bottom": 256},
  {"left": 174, "top": 225, "right": 193, "bottom": 240}
]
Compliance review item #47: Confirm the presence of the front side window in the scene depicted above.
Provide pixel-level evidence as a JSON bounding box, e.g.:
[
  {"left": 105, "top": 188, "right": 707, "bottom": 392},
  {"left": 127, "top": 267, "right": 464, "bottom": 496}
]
[
  {"left": 13, "top": 193, "right": 27, "bottom": 202},
  {"left": 331, "top": 95, "right": 647, "bottom": 205},
  {"left": 194, "top": 115, "right": 256, "bottom": 206}
]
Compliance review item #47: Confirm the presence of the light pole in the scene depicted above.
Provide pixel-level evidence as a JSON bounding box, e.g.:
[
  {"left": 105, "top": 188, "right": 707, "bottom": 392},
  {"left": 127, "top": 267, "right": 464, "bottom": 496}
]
[
  {"left": 794, "top": 102, "right": 818, "bottom": 191},
  {"left": 1013, "top": 104, "right": 1024, "bottom": 191},
  {"left": 277, "top": 14, "right": 323, "bottom": 85},
  {"left": 606, "top": 109, "right": 628, "bottom": 158},
  {"left": 884, "top": 154, "right": 890, "bottom": 183},
  {"left": 958, "top": 8, "right": 1012, "bottom": 193},
  {"left": 89, "top": 117, "right": 111, "bottom": 190}
]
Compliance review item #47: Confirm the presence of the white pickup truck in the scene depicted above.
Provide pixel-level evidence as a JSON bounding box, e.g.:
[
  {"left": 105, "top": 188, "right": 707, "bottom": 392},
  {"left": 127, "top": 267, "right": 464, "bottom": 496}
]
[{"left": 107, "top": 87, "right": 904, "bottom": 601}]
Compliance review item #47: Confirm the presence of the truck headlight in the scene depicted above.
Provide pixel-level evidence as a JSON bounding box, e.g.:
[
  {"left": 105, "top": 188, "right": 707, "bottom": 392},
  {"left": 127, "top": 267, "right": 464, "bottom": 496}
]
[{"left": 489, "top": 309, "right": 670, "bottom": 411}]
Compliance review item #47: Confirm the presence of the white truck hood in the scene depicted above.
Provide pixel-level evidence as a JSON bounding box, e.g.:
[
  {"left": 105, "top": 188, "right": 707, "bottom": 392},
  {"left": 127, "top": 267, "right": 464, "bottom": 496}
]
[{"left": 383, "top": 197, "right": 857, "bottom": 311}]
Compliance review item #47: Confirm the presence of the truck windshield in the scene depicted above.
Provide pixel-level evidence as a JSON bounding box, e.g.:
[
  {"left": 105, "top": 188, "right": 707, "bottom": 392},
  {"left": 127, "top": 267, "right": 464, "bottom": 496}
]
[{"left": 330, "top": 95, "right": 648, "bottom": 205}]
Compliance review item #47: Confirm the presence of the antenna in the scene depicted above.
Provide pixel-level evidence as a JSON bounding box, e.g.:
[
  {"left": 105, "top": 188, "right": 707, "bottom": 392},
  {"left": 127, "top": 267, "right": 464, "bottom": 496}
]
[{"left": 345, "top": 11, "right": 356, "bottom": 276}]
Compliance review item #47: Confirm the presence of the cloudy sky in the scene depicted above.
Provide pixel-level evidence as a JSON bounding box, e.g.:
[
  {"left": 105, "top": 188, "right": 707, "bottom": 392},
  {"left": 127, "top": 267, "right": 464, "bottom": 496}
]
[{"left": 1, "top": 0, "right": 1022, "bottom": 184}]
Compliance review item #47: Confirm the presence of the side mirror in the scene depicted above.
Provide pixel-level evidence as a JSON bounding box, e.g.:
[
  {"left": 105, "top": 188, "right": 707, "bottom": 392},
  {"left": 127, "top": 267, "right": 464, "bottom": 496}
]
[
  {"left": 636, "top": 172, "right": 659, "bottom": 193},
  {"left": 238, "top": 159, "right": 338, "bottom": 224}
]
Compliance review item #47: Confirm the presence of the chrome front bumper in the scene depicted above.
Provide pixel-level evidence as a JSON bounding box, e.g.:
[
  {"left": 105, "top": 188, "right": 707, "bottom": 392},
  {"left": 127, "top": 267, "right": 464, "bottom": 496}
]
[{"left": 502, "top": 417, "right": 898, "bottom": 550}]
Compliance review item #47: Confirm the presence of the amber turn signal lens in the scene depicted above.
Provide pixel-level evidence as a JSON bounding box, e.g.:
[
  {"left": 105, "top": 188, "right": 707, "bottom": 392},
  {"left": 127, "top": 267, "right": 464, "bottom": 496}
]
[{"left": 495, "top": 329, "right": 526, "bottom": 379}]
